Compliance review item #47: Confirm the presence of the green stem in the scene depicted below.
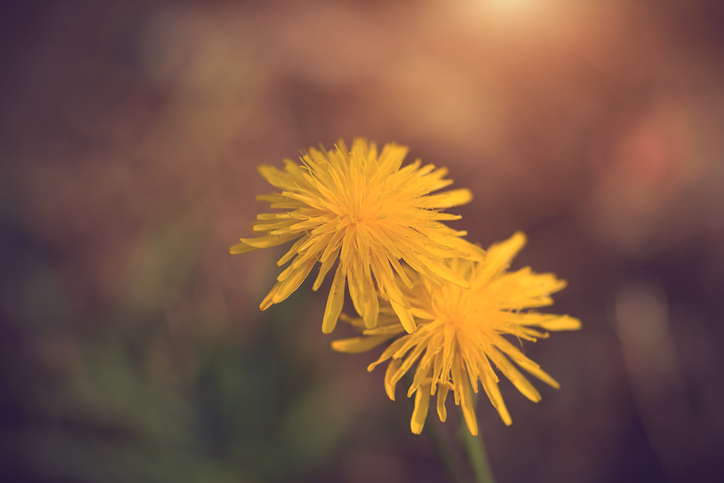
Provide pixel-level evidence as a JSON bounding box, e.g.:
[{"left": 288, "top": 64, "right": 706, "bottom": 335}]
[{"left": 460, "top": 415, "right": 496, "bottom": 483}]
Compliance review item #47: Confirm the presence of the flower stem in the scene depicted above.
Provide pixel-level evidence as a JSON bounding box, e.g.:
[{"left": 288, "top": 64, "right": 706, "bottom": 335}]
[{"left": 460, "top": 416, "right": 496, "bottom": 483}]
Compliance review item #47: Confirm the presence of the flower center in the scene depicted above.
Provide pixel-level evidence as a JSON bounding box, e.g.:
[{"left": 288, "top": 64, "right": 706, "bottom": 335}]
[
  {"left": 345, "top": 193, "right": 381, "bottom": 225},
  {"left": 431, "top": 284, "right": 472, "bottom": 327}
]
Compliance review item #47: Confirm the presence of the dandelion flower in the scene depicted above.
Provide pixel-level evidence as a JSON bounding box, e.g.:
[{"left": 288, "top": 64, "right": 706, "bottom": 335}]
[
  {"left": 332, "top": 232, "right": 581, "bottom": 435},
  {"left": 231, "top": 139, "right": 485, "bottom": 333}
]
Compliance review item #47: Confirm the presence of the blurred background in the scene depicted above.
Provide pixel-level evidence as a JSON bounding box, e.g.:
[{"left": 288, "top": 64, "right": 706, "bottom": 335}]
[{"left": 2, "top": 0, "right": 724, "bottom": 482}]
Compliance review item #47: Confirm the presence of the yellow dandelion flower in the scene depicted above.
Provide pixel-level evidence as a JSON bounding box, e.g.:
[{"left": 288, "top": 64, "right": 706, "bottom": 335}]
[
  {"left": 332, "top": 232, "right": 581, "bottom": 435},
  {"left": 231, "top": 138, "right": 485, "bottom": 333}
]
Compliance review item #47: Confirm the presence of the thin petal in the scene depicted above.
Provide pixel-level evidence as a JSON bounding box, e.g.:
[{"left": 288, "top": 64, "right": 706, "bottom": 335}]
[
  {"left": 411, "top": 383, "right": 432, "bottom": 434},
  {"left": 489, "top": 352, "right": 542, "bottom": 402},
  {"left": 322, "top": 264, "right": 346, "bottom": 334},
  {"left": 277, "top": 236, "right": 310, "bottom": 266},
  {"left": 230, "top": 242, "right": 260, "bottom": 255},
  {"left": 331, "top": 335, "right": 392, "bottom": 354},
  {"left": 259, "top": 284, "right": 279, "bottom": 311},
  {"left": 540, "top": 315, "right": 581, "bottom": 331},
  {"left": 495, "top": 337, "right": 560, "bottom": 389},
  {"left": 452, "top": 356, "right": 478, "bottom": 436},
  {"left": 368, "top": 336, "right": 410, "bottom": 371},
  {"left": 417, "top": 188, "right": 473, "bottom": 209},
  {"left": 472, "top": 231, "right": 526, "bottom": 289},
  {"left": 237, "top": 233, "right": 300, "bottom": 250},
  {"left": 272, "top": 258, "right": 316, "bottom": 304},
  {"left": 385, "top": 359, "right": 402, "bottom": 400},
  {"left": 312, "top": 247, "right": 340, "bottom": 291},
  {"left": 437, "top": 383, "right": 451, "bottom": 422},
  {"left": 390, "top": 299, "right": 416, "bottom": 333}
]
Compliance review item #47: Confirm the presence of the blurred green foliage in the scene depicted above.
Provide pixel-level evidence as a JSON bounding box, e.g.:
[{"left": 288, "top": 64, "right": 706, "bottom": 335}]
[{"left": 1, "top": 213, "right": 347, "bottom": 483}]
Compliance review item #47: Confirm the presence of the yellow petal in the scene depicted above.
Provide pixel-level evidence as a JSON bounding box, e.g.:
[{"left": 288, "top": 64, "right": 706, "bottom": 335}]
[
  {"left": 257, "top": 164, "right": 292, "bottom": 189},
  {"left": 238, "top": 233, "right": 300, "bottom": 250},
  {"left": 368, "top": 336, "right": 409, "bottom": 372},
  {"left": 312, "top": 247, "right": 340, "bottom": 291},
  {"left": 259, "top": 284, "right": 279, "bottom": 311},
  {"left": 322, "top": 264, "right": 346, "bottom": 334},
  {"left": 230, "top": 242, "right": 259, "bottom": 255},
  {"left": 347, "top": 258, "right": 367, "bottom": 320},
  {"left": 385, "top": 359, "right": 402, "bottom": 400},
  {"left": 490, "top": 353, "right": 541, "bottom": 403},
  {"left": 437, "top": 384, "right": 450, "bottom": 422},
  {"left": 480, "top": 367, "right": 512, "bottom": 426},
  {"left": 252, "top": 219, "right": 296, "bottom": 232},
  {"left": 408, "top": 359, "right": 432, "bottom": 398},
  {"left": 418, "top": 188, "right": 473, "bottom": 209},
  {"left": 362, "top": 323, "right": 406, "bottom": 336},
  {"left": 540, "top": 315, "right": 582, "bottom": 331},
  {"left": 277, "top": 236, "right": 309, "bottom": 266},
  {"left": 272, "top": 258, "right": 315, "bottom": 304},
  {"left": 452, "top": 357, "right": 478, "bottom": 436},
  {"left": 495, "top": 337, "right": 560, "bottom": 389},
  {"left": 411, "top": 384, "right": 432, "bottom": 434},
  {"left": 423, "top": 254, "right": 472, "bottom": 288},
  {"left": 431, "top": 213, "right": 462, "bottom": 221},
  {"left": 473, "top": 232, "right": 526, "bottom": 289},
  {"left": 419, "top": 228, "right": 486, "bottom": 262},
  {"left": 391, "top": 343, "right": 426, "bottom": 385},
  {"left": 331, "top": 335, "right": 392, "bottom": 354},
  {"left": 390, "top": 299, "right": 416, "bottom": 333},
  {"left": 363, "top": 269, "right": 379, "bottom": 329}
]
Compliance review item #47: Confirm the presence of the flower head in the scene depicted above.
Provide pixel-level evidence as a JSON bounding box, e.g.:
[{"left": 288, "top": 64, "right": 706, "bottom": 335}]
[
  {"left": 231, "top": 139, "right": 485, "bottom": 333},
  {"left": 332, "top": 232, "right": 581, "bottom": 435}
]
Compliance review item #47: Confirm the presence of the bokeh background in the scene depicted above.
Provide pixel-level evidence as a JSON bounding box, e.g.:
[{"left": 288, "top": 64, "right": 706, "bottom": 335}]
[{"left": 2, "top": 1, "right": 724, "bottom": 482}]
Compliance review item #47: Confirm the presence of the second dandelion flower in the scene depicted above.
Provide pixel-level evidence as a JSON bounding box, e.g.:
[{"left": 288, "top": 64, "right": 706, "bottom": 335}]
[{"left": 333, "top": 232, "right": 581, "bottom": 435}]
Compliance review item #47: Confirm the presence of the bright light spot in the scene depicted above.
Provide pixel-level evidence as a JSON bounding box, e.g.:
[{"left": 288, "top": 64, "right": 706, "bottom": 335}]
[{"left": 486, "top": 0, "right": 540, "bottom": 13}]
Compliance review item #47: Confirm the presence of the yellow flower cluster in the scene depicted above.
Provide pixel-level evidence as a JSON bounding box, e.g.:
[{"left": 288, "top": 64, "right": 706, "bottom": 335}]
[{"left": 232, "top": 139, "right": 580, "bottom": 435}]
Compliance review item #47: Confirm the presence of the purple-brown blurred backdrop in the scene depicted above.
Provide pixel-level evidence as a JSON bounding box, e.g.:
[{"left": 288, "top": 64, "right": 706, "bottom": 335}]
[{"left": 2, "top": 1, "right": 724, "bottom": 482}]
